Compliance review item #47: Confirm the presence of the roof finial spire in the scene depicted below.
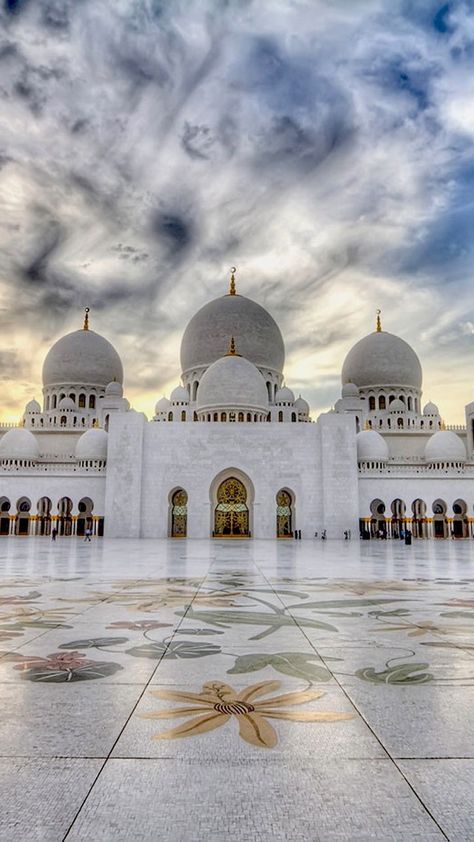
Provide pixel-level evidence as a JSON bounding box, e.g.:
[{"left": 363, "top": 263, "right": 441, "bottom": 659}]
[
  {"left": 226, "top": 335, "right": 240, "bottom": 356},
  {"left": 83, "top": 307, "right": 90, "bottom": 330},
  {"left": 376, "top": 308, "right": 382, "bottom": 332},
  {"left": 229, "top": 266, "right": 237, "bottom": 295}
]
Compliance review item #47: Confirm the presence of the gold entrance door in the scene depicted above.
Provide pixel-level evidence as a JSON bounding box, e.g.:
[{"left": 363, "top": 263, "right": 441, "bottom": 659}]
[
  {"left": 276, "top": 490, "right": 293, "bottom": 537},
  {"left": 171, "top": 489, "right": 188, "bottom": 537},
  {"left": 214, "top": 477, "right": 249, "bottom": 537}
]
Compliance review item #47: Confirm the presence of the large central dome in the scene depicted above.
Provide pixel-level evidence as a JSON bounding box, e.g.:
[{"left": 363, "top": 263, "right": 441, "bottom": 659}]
[
  {"left": 342, "top": 330, "right": 422, "bottom": 390},
  {"left": 180, "top": 288, "right": 285, "bottom": 377}
]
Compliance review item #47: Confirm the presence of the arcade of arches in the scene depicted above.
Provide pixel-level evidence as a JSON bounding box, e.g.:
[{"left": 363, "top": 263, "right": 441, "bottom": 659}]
[
  {"left": 0, "top": 496, "right": 104, "bottom": 537},
  {"left": 364, "top": 497, "right": 472, "bottom": 539}
]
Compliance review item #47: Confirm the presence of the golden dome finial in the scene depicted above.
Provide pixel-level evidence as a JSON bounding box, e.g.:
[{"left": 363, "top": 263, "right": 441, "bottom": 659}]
[
  {"left": 226, "top": 335, "right": 240, "bottom": 356},
  {"left": 229, "top": 266, "right": 237, "bottom": 295},
  {"left": 376, "top": 308, "right": 382, "bottom": 332},
  {"left": 83, "top": 307, "right": 90, "bottom": 331}
]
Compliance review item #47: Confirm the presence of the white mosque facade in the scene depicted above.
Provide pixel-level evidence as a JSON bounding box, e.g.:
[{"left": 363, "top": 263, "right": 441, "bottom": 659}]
[{"left": 1, "top": 273, "right": 474, "bottom": 541}]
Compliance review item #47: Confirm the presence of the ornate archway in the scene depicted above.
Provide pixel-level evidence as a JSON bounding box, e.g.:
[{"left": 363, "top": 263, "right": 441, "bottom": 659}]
[
  {"left": 276, "top": 489, "right": 293, "bottom": 538},
  {"left": 214, "top": 477, "right": 249, "bottom": 537},
  {"left": 170, "top": 489, "right": 188, "bottom": 537}
]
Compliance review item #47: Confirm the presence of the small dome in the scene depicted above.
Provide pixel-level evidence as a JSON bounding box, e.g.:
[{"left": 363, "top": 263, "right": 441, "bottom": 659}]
[
  {"left": 342, "top": 330, "right": 422, "bottom": 390},
  {"left": 389, "top": 398, "right": 405, "bottom": 412},
  {"left": 0, "top": 428, "right": 39, "bottom": 460},
  {"left": 170, "top": 385, "right": 189, "bottom": 404},
  {"left": 275, "top": 386, "right": 295, "bottom": 404},
  {"left": 155, "top": 396, "right": 171, "bottom": 414},
  {"left": 58, "top": 397, "right": 75, "bottom": 410},
  {"left": 181, "top": 291, "right": 285, "bottom": 377},
  {"left": 105, "top": 381, "right": 123, "bottom": 398},
  {"left": 75, "top": 428, "right": 108, "bottom": 461},
  {"left": 25, "top": 399, "right": 41, "bottom": 413},
  {"left": 423, "top": 401, "right": 439, "bottom": 416},
  {"left": 43, "top": 327, "right": 123, "bottom": 388},
  {"left": 294, "top": 395, "right": 310, "bottom": 414},
  {"left": 356, "top": 430, "right": 389, "bottom": 462},
  {"left": 341, "top": 382, "right": 359, "bottom": 398},
  {"left": 424, "top": 431, "right": 466, "bottom": 463},
  {"left": 197, "top": 354, "right": 269, "bottom": 413}
]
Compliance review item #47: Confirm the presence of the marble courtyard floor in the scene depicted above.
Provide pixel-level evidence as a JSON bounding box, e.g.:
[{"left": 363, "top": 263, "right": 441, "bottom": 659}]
[{"left": 1, "top": 539, "right": 474, "bottom": 840}]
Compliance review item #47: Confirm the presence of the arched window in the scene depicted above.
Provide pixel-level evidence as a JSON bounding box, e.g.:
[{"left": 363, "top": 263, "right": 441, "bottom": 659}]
[
  {"left": 168, "top": 411, "right": 173, "bottom": 422},
  {"left": 170, "top": 489, "right": 188, "bottom": 537},
  {"left": 389, "top": 395, "right": 395, "bottom": 404},
  {"left": 397, "top": 417, "right": 403, "bottom": 428},
  {"left": 407, "top": 396, "right": 412, "bottom": 411},
  {"left": 76, "top": 497, "right": 94, "bottom": 537},
  {"left": 399, "top": 395, "right": 405, "bottom": 404},
  {"left": 221, "top": 412, "right": 227, "bottom": 422},
  {"left": 45, "top": 396, "right": 50, "bottom": 411},
  {"left": 181, "top": 410, "right": 186, "bottom": 421},
  {"left": 276, "top": 489, "right": 293, "bottom": 537},
  {"left": 432, "top": 499, "right": 448, "bottom": 538},
  {"left": 89, "top": 395, "right": 96, "bottom": 409},
  {"left": 278, "top": 411, "right": 283, "bottom": 422},
  {"left": 238, "top": 412, "right": 244, "bottom": 422},
  {"left": 69, "top": 393, "right": 76, "bottom": 403},
  {"left": 52, "top": 395, "right": 57, "bottom": 409},
  {"left": 58, "top": 497, "right": 73, "bottom": 536},
  {"left": 213, "top": 412, "right": 218, "bottom": 422},
  {"left": 452, "top": 499, "right": 469, "bottom": 538},
  {"left": 59, "top": 393, "right": 65, "bottom": 402},
  {"left": 291, "top": 412, "right": 297, "bottom": 422},
  {"left": 0, "top": 497, "right": 11, "bottom": 535},
  {"left": 369, "top": 396, "right": 376, "bottom": 411},
  {"left": 370, "top": 498, "right": 386, "bottom": 537},
  {"left": 192, "top": 381, "right": 199, "bottom": 401},
  {"left": 412, "top": 499, "right": 427, "bottom": 538},
  {"left": 60, "top": 416, "right": 67, "bottom": 426},
  {"left": 15, "top": 496, "right": 32, "bottom": 536},
  {"left": 247, "top": 413, "right": 252, "bottom": 422},
  {"left": 379, "top": 396, "right": 386, "bottom": 410},
  {"left": 79, "top": 393, "right": 86, "bottom": 408},
  {"left": 266, "top": 382, "right": 272, "bottom": 401}
]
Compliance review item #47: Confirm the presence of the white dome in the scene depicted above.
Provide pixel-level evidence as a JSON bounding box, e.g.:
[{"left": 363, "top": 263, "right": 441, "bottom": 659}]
[
  {"left": 75, "top": 428, "right": 108, "bottom": 461},
  {"left": 25, "top": 399, "right": 41, "bottom": 413},
  {"left": 196, "top": 354, "right": 269, "bottom": 413},
  {"left": 275, "top": 386, "right": 295, "bottom": 404},
  {"left": 155, "top": 396, "right": 170, "bottom": 414},
  {"left": 424, "top": 431, "right": 466, "bottom": 463},
  {"left": 389, "top": 398, "right": 405, "bottom": 412},
  {"left": 181, "top": 292, "right": 285, "bottom": 377},
  {"left": 0, "top": 428, "right": 39, "bottom": 460},
  {"left": 356, "top": 430, "right": 389, "bottom": 462},
  {"left": 341, "top": 382, "right": 359, "bottom": 398},
  {"left": 43, "top": 328, "right": 123, "bottom": 388},
  {"left": 58, "top": 397, "right": 75, "bottom": 410},
  {"left": 294, "top": 395, "right": 310, "bottom": 413},
  {"left": 105, "top": 381, "right": 123, "bottom": 398},
  {"left": 170, "top": 385, "right": 189, "bottom": 404},
  {"left": 342, "top": 331, "right": 422, "bottom": 390},
  {"left": 423, "top": 401, "right": 439, "bottom": 416}
]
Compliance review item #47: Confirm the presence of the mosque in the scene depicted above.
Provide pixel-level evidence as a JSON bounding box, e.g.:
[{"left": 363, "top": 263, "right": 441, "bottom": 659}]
[{"left": 0, "top": 269, "right": 473, "bottom": 541}]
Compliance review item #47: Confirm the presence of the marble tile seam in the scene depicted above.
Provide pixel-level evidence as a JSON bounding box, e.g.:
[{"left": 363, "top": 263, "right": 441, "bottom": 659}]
[{"left": 60, "top": 571, "right": 224, "bottom": 841}]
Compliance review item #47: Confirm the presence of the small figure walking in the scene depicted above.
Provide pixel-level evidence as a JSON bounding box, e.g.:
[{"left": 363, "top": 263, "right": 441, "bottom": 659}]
[
  {"left": 84, "top": 527, "right": 92, "bottom": 542},
  {"left": 51, "top": 528, "right": 57, "bottom": 542}
]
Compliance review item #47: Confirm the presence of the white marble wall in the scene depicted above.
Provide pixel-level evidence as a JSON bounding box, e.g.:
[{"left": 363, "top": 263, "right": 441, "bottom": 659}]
[{"left": 104, "top": 412, "right": 360, "bottom": 539}]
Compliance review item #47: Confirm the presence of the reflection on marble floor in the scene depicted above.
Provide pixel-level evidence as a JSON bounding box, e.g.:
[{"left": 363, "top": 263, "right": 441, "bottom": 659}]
[{"left": 1, "top": 536, "right": 474, "bottom": 839}]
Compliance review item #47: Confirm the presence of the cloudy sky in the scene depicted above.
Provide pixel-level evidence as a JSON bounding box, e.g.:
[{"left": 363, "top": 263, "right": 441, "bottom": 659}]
[{"left": 0, "top": 0, "right": 473, "bottom": 422}]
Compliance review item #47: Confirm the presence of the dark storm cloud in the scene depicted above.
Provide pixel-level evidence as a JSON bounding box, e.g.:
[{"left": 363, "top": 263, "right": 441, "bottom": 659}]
[{"left": 1, "top": 0, "right": 474, "bottom": 420}]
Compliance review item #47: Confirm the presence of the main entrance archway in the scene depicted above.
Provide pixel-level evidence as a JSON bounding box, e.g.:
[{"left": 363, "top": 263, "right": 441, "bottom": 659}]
[{"left": 214, "top": 477, "right": 249, "bottom": 537}]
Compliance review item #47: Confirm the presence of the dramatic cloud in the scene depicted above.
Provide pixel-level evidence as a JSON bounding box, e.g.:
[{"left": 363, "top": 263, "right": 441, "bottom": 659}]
[{"left": 0, "top": 0, "right": 473, "bottom": 421}]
